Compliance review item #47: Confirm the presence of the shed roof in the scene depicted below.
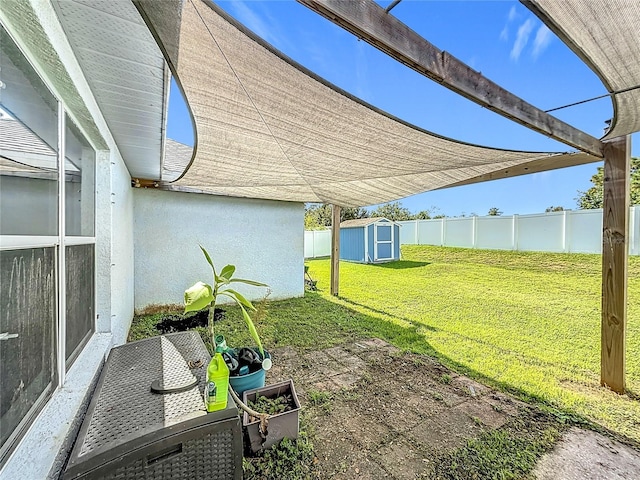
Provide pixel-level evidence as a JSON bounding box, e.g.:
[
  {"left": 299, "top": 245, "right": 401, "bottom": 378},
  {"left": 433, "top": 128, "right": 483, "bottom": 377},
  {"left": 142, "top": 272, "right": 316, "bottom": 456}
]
[
  {"left": 0, "top": 113, "right": 80, "bottom": 175},
  {"left": 340, "top": 217, "right": 396, "bottom": 228},
  {"left": 0, "top": 114, "right": 56, "bottom": 169}
]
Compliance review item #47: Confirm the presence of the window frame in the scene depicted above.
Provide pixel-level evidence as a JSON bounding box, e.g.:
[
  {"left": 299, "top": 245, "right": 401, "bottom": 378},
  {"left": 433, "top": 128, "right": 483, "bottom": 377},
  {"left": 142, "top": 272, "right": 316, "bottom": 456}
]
[{"left": 0, "top": 24, "right": 97, "bottom": 467}]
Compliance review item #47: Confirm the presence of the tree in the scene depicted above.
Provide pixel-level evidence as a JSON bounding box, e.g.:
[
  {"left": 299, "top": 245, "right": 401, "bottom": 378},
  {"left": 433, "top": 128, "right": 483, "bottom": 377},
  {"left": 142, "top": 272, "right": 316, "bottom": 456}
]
[
  {"left": 545, "top": 206, "right": 565, "bottom": 212},
  {"left": 304, "top": 204, "right": 331, "bottom": 229},
  {"left": 304, "top": 203, "right": 369, "bottom": 228},
  {"left": 487, "top": 207, "right": 502, "bottom": 216},
  {"left": 341, "top": 206, "right": 370, "bottom": 222},
  {"left": 413, "top": 210, "right": 432, "bottom": 220},
  {"left": 576, "top": 157, "right": 640, "bottom": 209},
  {"left": 370, "top": 201, "right": 412, "bottom": 221},
  {"left": 411, "top": 205, "right": 442, "bottom": 220},
  {"left": 304, "top": 212, "right": 323, "bottom": 230}
]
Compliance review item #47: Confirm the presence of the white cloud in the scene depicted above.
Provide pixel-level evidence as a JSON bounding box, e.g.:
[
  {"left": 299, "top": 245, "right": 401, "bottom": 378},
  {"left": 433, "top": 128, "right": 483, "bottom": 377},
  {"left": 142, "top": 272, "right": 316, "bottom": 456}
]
[
  {"left": 500, "top": 6, "right": 519, "bottom": 42},
  {"left": 228, "top": 0, "right": 290, "bottom": 52},
  {"left": 229, "top": 1, "right": 273, "bottom": 43},
  {"left": 532, "top": 171, "right": 551, "bottom": 181},
  {"left": 499, "top": 26, "right": 509, "bottom": 41},
  {"left": 510, "top": 18, "right": 534, "bottom": 61},
  {"left": 532, "top": 25, "right": 552, "bottom": 59}
]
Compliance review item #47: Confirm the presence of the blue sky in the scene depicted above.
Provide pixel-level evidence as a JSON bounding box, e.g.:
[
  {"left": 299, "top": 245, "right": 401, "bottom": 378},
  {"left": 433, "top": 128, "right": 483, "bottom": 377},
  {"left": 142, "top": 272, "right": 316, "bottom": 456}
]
[{"left": 167, "top": 0, "right": 638, "bottom": 217}]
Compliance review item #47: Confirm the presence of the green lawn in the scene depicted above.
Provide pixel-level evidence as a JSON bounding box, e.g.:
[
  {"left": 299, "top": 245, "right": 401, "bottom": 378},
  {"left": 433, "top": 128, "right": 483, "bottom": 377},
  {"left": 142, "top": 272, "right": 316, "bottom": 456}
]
[
  {"left": 131, "top": 245, "right": 640, "bottom": 444},
  {"left": 303, "top": 246, "right": 640, "bottom": 443}
]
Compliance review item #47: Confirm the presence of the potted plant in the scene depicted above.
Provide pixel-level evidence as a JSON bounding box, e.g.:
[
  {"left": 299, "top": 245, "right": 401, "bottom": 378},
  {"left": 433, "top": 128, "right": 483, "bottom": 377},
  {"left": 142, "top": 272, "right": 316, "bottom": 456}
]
[
  {"left": 184, "top": 245, "right": 272, "bottom": 394},
  {"left": 242, "top": 379, "right": 301, "bottom": 453}
]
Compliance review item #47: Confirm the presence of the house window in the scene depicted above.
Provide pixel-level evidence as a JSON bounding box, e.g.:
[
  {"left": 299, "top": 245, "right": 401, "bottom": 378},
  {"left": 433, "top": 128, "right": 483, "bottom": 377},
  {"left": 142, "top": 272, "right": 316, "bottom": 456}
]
[
  {"left": 0, "top": 27, "right": 59, "bottom": 237},
  {"left": 64, "top": 114, "right": 95, "bottom": 368},
  {"left": 0, "top": 24, "right": 96, "bottom": 465},
  {"left": 65, "top": 115, "right": 95, "bottom": 238},
  {"left": 0, "top": 248, "right": 57, "bottom": 467}
]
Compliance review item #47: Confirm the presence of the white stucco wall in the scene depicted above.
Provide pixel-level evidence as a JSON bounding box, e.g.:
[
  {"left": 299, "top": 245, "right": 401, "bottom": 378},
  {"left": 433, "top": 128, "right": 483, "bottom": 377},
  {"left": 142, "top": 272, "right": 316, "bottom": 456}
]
[
  {"left": 95, "top": 151, "right": 113, "bottom": 334},
  {"left": 109, "top": 152, "right": 135, "bottom": 345},
  {"left": 133, "top": 189, "right": 304, "bottom": 309}
]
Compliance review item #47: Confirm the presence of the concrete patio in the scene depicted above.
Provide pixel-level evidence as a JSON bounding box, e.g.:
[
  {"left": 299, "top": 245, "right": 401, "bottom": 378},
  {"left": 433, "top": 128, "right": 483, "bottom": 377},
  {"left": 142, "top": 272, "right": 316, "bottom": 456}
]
[{"left": 266, "top": 338, "right": 640, "bottom": 479}]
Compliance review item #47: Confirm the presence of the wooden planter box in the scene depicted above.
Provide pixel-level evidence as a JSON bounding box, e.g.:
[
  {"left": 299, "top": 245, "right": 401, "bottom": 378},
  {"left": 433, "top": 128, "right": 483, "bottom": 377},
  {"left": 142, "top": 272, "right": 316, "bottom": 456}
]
[{"left": 242, "top": 379, "right": 301, "bottom": 453}]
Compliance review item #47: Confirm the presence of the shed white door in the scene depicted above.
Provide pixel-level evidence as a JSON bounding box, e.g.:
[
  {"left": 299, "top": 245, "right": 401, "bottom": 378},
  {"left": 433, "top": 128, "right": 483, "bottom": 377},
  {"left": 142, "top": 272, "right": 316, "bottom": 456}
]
[{"left": 374, "top": 224, "right": 393, "bottom": 261}]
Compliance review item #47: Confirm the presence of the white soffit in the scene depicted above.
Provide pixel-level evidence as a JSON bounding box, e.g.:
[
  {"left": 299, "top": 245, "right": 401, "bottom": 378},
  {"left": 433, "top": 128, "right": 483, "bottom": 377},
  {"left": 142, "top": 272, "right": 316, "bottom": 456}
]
[
  {"left": 136, "top": 0, "right": 598, "bottom": 207},
  {"left": 528, "top": 0, "right": 640, "bottom": 140},
  {"left": 52, "top": 0, "right": 166, "bottom": 179}
]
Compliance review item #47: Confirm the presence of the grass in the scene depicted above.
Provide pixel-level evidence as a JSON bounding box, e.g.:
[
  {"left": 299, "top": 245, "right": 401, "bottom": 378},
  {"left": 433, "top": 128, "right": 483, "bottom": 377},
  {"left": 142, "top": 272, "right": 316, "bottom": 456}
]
[
  {"left": 436, "top": 408, "right": 564, "bottom": 480},
  {"left": 130, "top": 246, "right": 640, "bottom": 442},
  {"left": 129, "top": 245, "right": 640, "bottom": 476},
  {"left": 304, "top": 246, "right": 640, "bottom": 443},
  {"left": 243, "top": 418, "right": 316, "bottom": 480},
  {"left": 306, "top": 389, "right": 333, "bottom": 414}
]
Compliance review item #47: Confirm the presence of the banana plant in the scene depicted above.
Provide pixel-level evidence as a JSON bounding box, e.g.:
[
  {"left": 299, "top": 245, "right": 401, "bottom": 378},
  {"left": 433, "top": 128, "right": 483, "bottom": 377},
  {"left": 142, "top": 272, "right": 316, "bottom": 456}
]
[{"left": 184, "top": 245, "right": 268, "bottom": 357}]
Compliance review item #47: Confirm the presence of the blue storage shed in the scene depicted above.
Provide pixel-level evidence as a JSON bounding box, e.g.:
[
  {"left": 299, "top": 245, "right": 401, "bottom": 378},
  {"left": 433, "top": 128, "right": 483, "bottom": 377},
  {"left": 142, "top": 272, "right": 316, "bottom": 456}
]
[{"left": 340, "top": 217, "right": 401, "bottom": 263}]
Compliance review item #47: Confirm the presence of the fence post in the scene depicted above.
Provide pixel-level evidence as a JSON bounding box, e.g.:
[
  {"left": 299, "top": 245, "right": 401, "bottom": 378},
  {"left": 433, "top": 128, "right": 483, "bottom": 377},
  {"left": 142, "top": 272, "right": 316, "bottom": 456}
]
[
  {"left": 562, "top": 210, "right": 569, "bottom": 253},
  {"left": 636, "top": 206, "right": 640, "bottom": 256},
  {"left": 512, "top": 214, "right": 519, "bottom": 251},
  {"left": 635, "top": 206, "right": 639, "bottom": 256},
  {"left": 441, "top": 217, "right": 446, "bottom": 246},
  {"left": 414, "top": 220, "right": 419, "bottom": 244},
  {"left": 630, "top": 206, "right": 637, "bottom": 256},
  {"left": 472, "top": 216, "right": 478, "bottom": 249}
]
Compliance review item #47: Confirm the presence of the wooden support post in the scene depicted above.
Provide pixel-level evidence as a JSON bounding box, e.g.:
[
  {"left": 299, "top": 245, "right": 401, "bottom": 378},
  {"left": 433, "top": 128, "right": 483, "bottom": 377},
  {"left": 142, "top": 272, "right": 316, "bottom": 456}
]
[
  {"left": 331, "top": 204, "right": 341, "bottom": 296},
  {"left": 601, "top": 135, "right": 630, "bottom": 394}
]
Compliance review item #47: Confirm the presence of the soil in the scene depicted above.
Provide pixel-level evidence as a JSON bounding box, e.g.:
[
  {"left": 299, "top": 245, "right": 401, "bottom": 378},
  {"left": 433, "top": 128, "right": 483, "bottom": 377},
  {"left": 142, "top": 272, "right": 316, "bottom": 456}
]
[
  {"left": 263, "top": 338, "right": 640, "bottom": 479},
  {"left": 265, "top": 338, "right": 525, "bottom": 479},
  {"left": 156, "top": 308, "right": 224, "bottom": 333}
]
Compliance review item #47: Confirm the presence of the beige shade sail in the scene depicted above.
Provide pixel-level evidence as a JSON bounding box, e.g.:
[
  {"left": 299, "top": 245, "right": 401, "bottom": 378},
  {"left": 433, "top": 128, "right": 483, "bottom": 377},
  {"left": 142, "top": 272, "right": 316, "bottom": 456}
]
[
  {"left": 528, "top": 0, "right": 640, "bottom": 140},
  {"left": 137, "top": 0, "right": 598, "bottom": 207}
]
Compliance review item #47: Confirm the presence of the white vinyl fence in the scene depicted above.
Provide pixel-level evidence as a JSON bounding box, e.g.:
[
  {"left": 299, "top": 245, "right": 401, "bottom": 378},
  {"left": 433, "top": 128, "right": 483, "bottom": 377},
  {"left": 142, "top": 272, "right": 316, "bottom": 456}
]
[
  {"left": 304, "top": 207, "right": 640, "bottom": 258},
  {"left": 304, "top": 229, "right": 332, "bottom": 258}
]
